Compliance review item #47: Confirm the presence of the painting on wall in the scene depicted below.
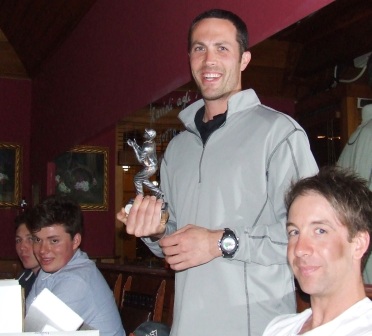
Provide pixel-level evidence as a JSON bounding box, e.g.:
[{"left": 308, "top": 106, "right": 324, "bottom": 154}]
[
  {"left": 0, "top": 143, "right": 22, "bottom": 207},
  {"left": 54, "top": 146, "right": 108, "bottom": 211}
]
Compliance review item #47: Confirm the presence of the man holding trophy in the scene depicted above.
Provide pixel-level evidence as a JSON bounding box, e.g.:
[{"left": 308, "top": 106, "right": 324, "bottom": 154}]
[{"left": 117, "top": 8, "right": 318, "bottom": 336}]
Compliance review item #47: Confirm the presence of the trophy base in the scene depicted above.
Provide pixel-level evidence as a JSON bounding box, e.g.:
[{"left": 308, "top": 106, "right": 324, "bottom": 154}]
[
  {"left": 124, "top": 199, "right": 135, "bottom": 215},
  {"left": 160, "top": 202, "right": 169, "bottom": 225},
  {"left": 124, "top": 198, "right": 169, "bottom": 224}
]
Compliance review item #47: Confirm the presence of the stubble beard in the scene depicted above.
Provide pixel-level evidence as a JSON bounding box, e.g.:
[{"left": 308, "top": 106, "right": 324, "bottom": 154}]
[
  {"left": 194, "top": 71, "right": 241, "bottom": 103},
  {"left": 196, "top": 80, "right": 231, "bottom": 102}
]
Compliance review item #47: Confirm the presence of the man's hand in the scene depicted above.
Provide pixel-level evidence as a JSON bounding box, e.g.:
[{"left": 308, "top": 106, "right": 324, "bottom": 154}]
[
  {"left": 116, "top": 194, "right": 166, "bottom": 238},
  {"left": 159, "top": 225, "right": 223, "bottom": 271}
]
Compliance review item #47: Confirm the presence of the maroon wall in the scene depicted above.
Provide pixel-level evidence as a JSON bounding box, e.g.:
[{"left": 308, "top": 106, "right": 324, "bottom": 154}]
[
  {"left": 260, "top": 96, "right": 295, "bottom": 117},
  {"left": 78, "top": 126, "right": 117, "bottom": 256},
  {"left": 1, "top": 0, "right": 334, "bottom": 258},
  {"left": 0, "top": 78, "right": 32, "bottom": 257},
  {"left": 31, "top": 0, "right": 334, "bottom": 163}
]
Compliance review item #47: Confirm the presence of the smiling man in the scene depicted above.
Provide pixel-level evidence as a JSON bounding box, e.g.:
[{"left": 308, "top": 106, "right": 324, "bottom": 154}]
[
  {"left": 25, "top": 195, "right": 124, "bottom": 336},
  {"left": 117, "top": 8, "right": 318, "bottom": 336},
  {"left": 263, "top": 166, "right": 372, "bottom": 335}
]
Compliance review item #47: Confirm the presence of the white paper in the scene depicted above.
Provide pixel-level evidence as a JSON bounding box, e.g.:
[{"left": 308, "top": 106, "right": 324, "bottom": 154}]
[
  {"left": 0, "top": 331, "right": 99, "bottom": 336},
  {"left": 24, "top": 288, "right": 84, "bottom": 332},
  {"left": 0, "top": 279, "right": 23, "bottom": 332}
]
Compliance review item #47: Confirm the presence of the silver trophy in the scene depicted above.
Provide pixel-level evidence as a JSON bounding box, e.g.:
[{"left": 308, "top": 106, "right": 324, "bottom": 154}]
[{"left": 124, "top": 129, "right": 168, "bottom": 223}]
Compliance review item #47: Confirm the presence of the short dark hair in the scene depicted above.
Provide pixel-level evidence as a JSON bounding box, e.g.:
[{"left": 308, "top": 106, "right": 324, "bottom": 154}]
[
  {"left": 285, "top": 166, "right": 372, "bottom": 269},
  {"left": 188, "top": 8, "right": 249, "bottom": 55},
  {"left": 27, "top": 195, "right": 83, "bottom": 239},
  {"left": 15, "top": 210, "right": 30, "bottom": 230}
]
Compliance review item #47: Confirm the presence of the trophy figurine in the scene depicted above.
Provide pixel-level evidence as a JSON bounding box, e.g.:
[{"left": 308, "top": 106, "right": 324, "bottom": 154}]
[{"left": 124, "top": 128, "right": 168, "bottom": 224}]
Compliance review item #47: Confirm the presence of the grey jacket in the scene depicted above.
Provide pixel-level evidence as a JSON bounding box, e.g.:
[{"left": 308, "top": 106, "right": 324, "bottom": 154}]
[{"left": 145, "top": 89, "right": 318, "bottom": 336}]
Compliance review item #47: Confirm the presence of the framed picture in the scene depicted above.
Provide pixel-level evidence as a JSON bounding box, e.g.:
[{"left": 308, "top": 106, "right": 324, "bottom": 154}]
[
  {"left": 0, "top": 143, "right": 22, "bottom": 207},
  {"left": 54, "top": 146, "right": 108, "bottom": 211}
]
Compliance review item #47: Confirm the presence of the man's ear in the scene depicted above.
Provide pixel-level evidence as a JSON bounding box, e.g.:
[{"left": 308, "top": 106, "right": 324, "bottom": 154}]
[
  {"left": 72, "top": 233, "right": 82, "bottom": 250},
  {"left": 353, "top": 231, "right": 370, "bottom": 260},
  {"left": 240, "top": 51, "right": 251, "bottom": 71}
]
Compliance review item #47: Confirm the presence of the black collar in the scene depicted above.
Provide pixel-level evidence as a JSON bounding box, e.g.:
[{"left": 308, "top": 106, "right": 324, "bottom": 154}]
[{"left": 195, "top": 106, "right": 227, "bottom": 144}]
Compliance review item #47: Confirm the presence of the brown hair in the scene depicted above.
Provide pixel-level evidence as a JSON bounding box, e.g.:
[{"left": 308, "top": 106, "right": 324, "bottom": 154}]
[{"left": 188, "top": 8, "right": 249, "bottom": 56}]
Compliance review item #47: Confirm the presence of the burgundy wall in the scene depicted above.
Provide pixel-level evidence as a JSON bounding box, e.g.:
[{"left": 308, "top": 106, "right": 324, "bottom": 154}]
[
  {"left": 31, "top": 0, "right": 334, "bottom": 162},
  {"left": 78, "top": 126, "right": 117, "bottom": 256},
  {"left": 1, "top": 0, "right": 334, "bottom": 258},
  {"left": 260, "top": 96, "right": 295, "bottom": 117},
  {"left": 0, "top": 78, "right": 32, "bottom": 257}
]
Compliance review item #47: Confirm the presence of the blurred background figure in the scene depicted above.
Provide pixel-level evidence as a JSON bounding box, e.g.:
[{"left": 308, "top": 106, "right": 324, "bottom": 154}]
[
  {"left": 337, "top": 103, "right": 372, "bottom": 283},
  {"left": 338, "top": 103, "right": 372, "bottom": 189},
  {"left": 15, "top": 211, "right": 40, "bottom": 298}
]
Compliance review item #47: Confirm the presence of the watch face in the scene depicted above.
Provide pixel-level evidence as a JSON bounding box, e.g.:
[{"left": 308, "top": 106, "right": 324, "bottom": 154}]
[{"left": 222, "top": 236, "right": 236, "bottom": 252}]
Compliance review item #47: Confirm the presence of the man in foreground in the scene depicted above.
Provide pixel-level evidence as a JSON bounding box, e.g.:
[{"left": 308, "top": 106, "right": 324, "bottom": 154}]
[
  {"left": 26, "top": 195, "right": 124, "bottom": 336},
  {"left": 263, "top": 166, "right": 372, "bottom": 335}
]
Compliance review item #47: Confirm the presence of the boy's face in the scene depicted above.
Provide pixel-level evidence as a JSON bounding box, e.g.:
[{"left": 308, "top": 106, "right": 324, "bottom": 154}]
[
  {"left": 15, "top": 223, "right": 40, "bottom": 272},
  {"left": 32, "top": 224, "right": 81, "bottom": 273}
]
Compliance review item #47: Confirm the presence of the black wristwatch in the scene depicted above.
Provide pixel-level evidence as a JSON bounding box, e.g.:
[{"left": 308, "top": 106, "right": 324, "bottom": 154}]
[{"left": 218, "top": 228, "right": 239, "bottom": 258}]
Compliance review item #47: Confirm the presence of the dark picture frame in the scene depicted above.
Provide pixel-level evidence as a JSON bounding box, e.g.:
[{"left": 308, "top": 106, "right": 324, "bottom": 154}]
[
  {"left": 54, "top": 146, "right": 108, "bottom": 211},
  {"left": 0, "top": 143, "right": 22, "bottom": 207}
]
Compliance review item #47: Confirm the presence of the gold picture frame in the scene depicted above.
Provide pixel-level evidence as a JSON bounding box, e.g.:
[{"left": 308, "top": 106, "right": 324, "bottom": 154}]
[
  {"left": 54, "top": 146, "right": 108, "bottom": 211},
  {"left": 0, "top": 142, "right": 22, "bottom": 207}
]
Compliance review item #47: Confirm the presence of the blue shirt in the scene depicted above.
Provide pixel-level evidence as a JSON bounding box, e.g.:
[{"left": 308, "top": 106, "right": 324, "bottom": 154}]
[{"left": 26, "top": 249, "right": 125, "bottom": 336}]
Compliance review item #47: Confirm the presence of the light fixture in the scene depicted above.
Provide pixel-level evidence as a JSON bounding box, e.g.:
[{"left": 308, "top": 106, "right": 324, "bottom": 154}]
[{"left": 122, "top": 165, "right": 130, "bottom": 172}]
